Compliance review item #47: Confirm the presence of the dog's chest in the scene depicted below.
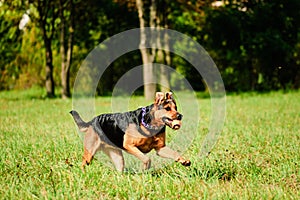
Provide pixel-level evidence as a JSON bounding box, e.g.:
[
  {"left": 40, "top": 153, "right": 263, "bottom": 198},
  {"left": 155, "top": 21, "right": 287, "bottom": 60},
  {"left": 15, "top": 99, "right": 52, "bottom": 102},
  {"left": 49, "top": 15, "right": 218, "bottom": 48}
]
[{"left": 136, "top": 135, "right": 163, "bottom": 153}]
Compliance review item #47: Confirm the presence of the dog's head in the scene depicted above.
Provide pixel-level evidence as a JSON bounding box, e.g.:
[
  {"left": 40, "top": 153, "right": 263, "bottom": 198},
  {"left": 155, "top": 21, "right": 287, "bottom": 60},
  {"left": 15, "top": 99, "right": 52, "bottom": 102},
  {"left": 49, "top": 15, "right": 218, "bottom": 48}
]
[{"left": 154, "top": 92, "right": 183, "bottom": 130}]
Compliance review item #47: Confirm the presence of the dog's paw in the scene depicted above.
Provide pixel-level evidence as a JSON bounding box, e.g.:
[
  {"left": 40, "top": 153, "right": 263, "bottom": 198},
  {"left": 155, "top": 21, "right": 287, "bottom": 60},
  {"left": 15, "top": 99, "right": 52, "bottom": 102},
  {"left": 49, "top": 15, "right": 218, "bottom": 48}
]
[
  {"left": 143, "top": 158, "right": 151, "bottom": 170},
  {"left": 176, "top": 157, "right": 191, "bottom": 167},
  {"left": 180, "top": 160, "right": 191, "bottom": 167}
]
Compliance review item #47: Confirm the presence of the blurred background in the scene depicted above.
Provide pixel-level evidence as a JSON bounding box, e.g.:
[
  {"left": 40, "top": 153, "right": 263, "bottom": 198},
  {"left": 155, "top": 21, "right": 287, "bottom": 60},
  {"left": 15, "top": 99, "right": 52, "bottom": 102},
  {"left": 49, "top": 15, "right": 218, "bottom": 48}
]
[{"left": 1, "top": 0, "right": 299, "bottom": 98}]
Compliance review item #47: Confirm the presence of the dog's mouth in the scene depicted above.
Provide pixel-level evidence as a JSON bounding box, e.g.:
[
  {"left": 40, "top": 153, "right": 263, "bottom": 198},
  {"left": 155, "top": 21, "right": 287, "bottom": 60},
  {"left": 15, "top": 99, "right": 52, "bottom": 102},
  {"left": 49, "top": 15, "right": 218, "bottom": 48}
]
[
  {"left": 162, "top": 117, "right": 173, "bottom": 124},
  {"left": 162, "top": 117, "right": 181, "bottom": 130}
]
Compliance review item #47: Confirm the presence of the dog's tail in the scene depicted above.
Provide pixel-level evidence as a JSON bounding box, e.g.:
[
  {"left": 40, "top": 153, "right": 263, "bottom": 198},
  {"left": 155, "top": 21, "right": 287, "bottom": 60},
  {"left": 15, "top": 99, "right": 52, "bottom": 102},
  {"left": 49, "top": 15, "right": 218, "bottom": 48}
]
[{"left": 69, "top": 110, "right": 89, "bottom": 132}]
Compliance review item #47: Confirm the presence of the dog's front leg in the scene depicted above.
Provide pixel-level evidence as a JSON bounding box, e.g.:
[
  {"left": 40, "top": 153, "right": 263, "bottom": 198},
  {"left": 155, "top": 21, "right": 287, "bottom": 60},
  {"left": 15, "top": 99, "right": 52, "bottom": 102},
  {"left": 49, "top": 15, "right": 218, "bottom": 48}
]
[
  {"left": 156, "top": 146, "right": 191, "bottom": 166},
  {"left": 124, "top": 126, "right": 151, "bottom": 170},
  {"left": 124, "top": 145, "right": 151, "bottom": 170}
]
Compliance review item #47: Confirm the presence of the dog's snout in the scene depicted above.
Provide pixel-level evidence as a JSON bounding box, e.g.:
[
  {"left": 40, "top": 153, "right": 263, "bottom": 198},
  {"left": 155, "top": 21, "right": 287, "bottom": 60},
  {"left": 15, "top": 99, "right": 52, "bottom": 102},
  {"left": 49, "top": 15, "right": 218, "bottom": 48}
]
[{"left": 177, "top": 113, "right": 183, "bottom": 120}]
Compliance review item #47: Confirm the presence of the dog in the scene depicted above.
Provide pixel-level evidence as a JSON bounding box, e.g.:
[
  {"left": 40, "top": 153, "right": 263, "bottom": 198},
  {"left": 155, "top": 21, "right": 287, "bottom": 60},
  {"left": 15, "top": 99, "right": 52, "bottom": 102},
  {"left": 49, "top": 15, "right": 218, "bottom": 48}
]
[{"left": 70, "top": 92, "right": 191, "bottom": 171}]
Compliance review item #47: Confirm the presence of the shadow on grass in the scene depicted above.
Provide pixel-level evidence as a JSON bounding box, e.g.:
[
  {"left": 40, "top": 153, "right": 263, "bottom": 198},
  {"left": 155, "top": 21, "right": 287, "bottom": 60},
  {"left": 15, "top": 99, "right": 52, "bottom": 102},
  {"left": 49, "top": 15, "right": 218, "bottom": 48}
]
[
  {"left": 131, "top": 160, "right": 238, "bottom": 182},
  {"left": 189, "top": 165, "right": 237, "bottom": 181}
]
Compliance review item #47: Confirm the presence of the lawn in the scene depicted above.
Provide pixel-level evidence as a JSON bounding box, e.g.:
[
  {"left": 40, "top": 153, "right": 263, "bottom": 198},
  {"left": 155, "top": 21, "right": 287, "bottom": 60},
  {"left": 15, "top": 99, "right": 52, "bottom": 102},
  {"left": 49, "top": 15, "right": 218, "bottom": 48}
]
[{"left": 0, "top": 88, "right": 299, "bottom": 199}]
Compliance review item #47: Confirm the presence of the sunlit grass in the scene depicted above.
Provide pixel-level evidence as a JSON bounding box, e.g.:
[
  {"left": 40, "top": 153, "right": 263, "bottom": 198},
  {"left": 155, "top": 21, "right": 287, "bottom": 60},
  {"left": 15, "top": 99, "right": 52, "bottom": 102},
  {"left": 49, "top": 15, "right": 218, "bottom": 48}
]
[{"left": 0, "top": 89, "right": 299, "bottom": 199}]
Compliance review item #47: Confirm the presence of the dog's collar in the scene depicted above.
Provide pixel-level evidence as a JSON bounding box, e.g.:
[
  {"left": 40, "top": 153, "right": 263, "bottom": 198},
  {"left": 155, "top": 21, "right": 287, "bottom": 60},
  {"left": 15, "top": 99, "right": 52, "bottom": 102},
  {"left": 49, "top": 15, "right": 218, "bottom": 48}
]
[{"left": 141, "top": 107, "right": 164, "bottom": 131}]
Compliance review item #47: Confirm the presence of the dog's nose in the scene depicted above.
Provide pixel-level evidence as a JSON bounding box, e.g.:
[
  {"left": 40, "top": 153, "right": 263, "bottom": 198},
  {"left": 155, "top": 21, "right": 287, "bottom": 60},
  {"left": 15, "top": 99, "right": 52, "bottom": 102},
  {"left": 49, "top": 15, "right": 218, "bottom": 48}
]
[{"left": 177, "top": 113, "right": 183, "bottom": 120}]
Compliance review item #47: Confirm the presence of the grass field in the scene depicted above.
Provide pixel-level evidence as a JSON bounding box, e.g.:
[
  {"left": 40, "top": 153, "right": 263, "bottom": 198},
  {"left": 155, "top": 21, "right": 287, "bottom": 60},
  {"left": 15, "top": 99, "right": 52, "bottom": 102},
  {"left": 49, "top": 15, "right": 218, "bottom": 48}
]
[{"left": 0, "top": 88, "right": 299, "bottom": 199}]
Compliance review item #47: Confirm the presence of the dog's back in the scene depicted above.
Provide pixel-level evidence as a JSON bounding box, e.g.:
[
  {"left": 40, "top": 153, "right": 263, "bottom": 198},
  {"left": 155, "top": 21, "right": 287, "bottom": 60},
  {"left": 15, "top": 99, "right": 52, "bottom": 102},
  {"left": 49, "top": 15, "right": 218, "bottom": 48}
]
[{"left": 70, "top": 108, "right": 145, "bottom": 149}]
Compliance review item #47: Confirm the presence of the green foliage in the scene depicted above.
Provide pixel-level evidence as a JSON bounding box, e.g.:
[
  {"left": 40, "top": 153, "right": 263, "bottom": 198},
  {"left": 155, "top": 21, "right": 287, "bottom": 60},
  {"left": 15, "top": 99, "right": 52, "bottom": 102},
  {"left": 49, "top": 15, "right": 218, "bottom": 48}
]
[
  {"left": 202, "top": 0, "right": 300, "bottom": 91},
  {"left": 0, "top": 89, "right": 299, "bottom": 198},
  {"left": 0, "top": 0, "right": 300, "bottom": 93},
  {"left": 14, "top": 26, "right": 45, "bottom": 89},
  {"left": 0, "top": 2, "right": 23, "bottom": 89}
]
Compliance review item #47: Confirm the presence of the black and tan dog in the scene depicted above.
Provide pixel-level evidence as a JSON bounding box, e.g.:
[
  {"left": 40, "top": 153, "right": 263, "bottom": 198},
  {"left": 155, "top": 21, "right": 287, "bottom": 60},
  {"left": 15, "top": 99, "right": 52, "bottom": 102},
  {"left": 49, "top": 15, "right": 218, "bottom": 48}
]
[{"left": 70, "top": 92, "right": 190, "bottom": 171}]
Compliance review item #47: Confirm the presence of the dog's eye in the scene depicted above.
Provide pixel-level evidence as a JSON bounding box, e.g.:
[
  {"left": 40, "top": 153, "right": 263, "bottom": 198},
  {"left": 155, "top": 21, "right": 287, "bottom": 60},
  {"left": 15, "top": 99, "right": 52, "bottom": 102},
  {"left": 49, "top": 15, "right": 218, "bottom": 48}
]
[{"left": 165, "top": 107, "right": 171, "bottom": 111}]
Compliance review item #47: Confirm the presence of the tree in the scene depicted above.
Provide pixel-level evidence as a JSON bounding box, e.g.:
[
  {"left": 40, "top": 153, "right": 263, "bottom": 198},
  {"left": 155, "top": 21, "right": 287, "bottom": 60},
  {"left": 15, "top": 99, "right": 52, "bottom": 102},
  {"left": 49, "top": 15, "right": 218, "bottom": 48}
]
[
  {"left": 1, "top": 0, "right": 299, "bottom": 94},
  {"left": 59, "top": 0, "right": 74, "bottom": 99},
  {"left": 136, "top": 0, "right": 156, "bottom": 100},
  {"left": 202, "top": 0, "right": 300, "bottom": 91},
  {"left": 155, "top": 0, "right": 171, "bottom": 93},
  {"left": 34, "top": 0, "right": 59, "bottom": 97},
  {"left": 136, "top": 0, "right": 174, "bottom": 99},
  {"left": 0, "top": 1, "right": 23, "bottom": 90}
]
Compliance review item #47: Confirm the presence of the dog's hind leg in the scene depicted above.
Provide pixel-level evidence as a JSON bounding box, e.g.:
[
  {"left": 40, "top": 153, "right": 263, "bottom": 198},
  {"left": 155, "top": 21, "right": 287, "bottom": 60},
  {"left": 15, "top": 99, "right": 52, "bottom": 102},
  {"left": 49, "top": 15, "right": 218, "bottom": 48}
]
[
  {"left": 82, "top": 126, "right": 101, "bottom": 171},
  {"left": 102, "top": 146, "right": 124, "bottom": 172}
]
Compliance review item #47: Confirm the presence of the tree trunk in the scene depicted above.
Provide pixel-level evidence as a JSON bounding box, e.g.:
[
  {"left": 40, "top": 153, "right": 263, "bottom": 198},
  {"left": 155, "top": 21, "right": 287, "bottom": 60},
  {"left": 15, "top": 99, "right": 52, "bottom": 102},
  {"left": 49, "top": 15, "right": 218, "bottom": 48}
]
[
  {"left": 60, "top": 0, "right": 73, "bottom": 99},
  {"left": 161, "top": 28, "right": 171, "bottom": 92},
  {"left": 136, "top": 0, "right": 172, "bottom": 98},
  {"left": 44, "top": 39, "right": 55, "bottom": 98},
  {"left": 136, "top": 0, "right": 156, "bottom": 100},
  {"left": 156, "top": 31, "right": 170, "bottom": 92},
  {"left": 157, "top": 6, "right": 170, "bottom": 93},
  {"left": 37, "top": 0, "right": 56, "bottom": 98},
  {"left": 153, "top": 0, "right": 171, "bottom": 93}
]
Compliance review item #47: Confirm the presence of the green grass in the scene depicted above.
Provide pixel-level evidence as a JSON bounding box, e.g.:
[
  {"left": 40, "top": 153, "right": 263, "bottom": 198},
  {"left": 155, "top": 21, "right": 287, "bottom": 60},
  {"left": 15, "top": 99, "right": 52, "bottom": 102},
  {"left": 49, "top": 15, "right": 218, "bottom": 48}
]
[{"left": 0, "top": 89, "right": 299, "bottom": 199}]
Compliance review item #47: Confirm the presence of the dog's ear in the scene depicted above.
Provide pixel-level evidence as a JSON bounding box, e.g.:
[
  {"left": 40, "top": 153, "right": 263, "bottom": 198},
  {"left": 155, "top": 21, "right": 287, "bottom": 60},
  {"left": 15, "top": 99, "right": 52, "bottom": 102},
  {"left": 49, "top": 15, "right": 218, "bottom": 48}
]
[
  {"left": 155, "top": 92, "right": 165, "bottom": 105},
  {"left": 165, "top": 92, "right": 173, "bottom": 100}
]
